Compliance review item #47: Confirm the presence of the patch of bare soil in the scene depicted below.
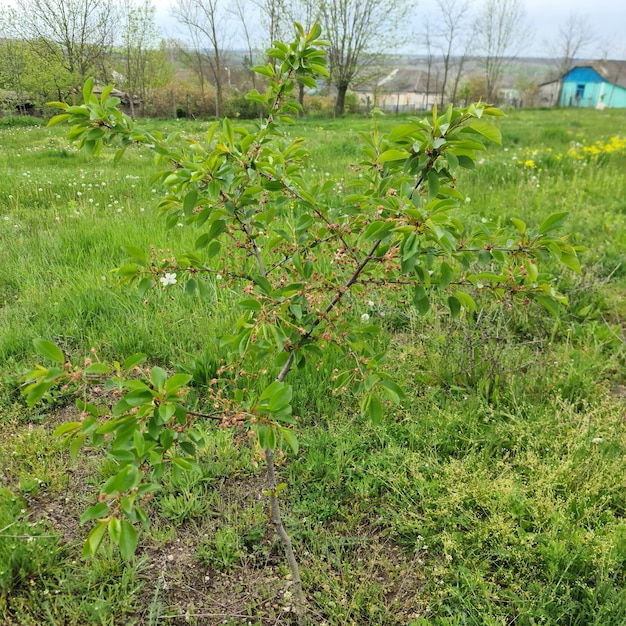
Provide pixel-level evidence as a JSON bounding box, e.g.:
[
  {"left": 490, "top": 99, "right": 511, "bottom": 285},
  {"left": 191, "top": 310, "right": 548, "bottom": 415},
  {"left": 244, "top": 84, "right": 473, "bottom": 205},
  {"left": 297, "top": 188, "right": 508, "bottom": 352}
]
[{"left": 2, "top": 406, "right": 426, "bottom": 625}]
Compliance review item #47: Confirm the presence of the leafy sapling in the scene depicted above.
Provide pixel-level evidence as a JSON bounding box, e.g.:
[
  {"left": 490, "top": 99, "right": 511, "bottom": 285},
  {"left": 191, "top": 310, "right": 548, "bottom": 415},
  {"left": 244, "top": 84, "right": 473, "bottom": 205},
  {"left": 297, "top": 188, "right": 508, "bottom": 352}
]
[{"left": 23, "top": 23, "right": 580, "bottom": 613}]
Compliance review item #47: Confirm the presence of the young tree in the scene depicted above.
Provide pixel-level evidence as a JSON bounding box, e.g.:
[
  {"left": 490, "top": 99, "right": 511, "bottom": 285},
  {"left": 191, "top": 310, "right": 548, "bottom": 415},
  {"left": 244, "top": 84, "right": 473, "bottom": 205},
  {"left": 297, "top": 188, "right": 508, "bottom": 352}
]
[
  {"left": 13, "top": 0, "right": 118, "bottom": 86},
  {"left": 473, "top": 0, "right": 530, "bottom": 102},
  {"left": 172, "top": 0, "right": 230, "bottom": 117},
  {"left": 118, "top": 0, "right": 165, "bottom": 118},
  {"left": 320, "top": 0, "right": 409, "bottom": 115},
  {"left": 27, "top": 23, "right": 579, "bottom": 617}
]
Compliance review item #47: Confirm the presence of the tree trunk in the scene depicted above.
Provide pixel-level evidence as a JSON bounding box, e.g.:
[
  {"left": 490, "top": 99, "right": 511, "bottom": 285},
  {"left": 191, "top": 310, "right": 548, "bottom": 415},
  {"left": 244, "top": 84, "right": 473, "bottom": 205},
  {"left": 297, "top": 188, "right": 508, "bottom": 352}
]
[
  {"left": 335, "top": 82, "right": 349, "bottom": 116},
  {"left": 264, "top": 447, "right": 306, "bottom": 617}
]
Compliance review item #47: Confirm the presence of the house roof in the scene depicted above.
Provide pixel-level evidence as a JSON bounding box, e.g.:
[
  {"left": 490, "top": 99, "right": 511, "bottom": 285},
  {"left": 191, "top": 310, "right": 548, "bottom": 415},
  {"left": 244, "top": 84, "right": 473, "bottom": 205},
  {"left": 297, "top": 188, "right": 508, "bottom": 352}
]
[
  {"left": 567, "top": 60, "right": 626, "bottom": 89},
  {"left": 355, "top": 68, "right": 441, "bottom": 94}
]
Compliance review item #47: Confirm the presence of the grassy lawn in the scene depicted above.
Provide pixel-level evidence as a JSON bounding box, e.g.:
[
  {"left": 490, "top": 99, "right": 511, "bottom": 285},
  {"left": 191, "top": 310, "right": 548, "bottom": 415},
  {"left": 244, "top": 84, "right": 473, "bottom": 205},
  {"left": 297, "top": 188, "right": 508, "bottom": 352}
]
[{"left": 0, "top": 107, "right": 625, "bottom": 625}]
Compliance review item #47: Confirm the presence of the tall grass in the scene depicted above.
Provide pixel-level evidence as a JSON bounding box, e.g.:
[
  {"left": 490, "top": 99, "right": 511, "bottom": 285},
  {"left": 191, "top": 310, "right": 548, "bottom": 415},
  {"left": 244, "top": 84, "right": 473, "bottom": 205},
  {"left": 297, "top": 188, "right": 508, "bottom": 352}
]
[{"left": 1, "top": 108, "right": 625, "bottom": 624}]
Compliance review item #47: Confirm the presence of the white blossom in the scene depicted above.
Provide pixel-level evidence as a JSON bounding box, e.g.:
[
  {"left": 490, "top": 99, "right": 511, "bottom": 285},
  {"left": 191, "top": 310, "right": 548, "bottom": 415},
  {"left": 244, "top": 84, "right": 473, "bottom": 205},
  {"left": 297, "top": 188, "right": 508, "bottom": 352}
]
[{"left": 160, "top": 272, "right": 177, "bottom": 287}]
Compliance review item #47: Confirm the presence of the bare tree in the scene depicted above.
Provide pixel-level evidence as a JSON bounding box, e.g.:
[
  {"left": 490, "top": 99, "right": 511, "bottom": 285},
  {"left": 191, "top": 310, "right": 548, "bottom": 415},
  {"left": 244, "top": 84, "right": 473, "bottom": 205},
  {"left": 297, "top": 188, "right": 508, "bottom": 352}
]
[
  {"left": 434, "top": 0, "right": 474, "bottom": 106},
  {"left": 421, "top": 16, "right": 437, "bottom": 110},
  {"left": 320, "top": 0, "right": 409, "bottom": 115},
  {"left": 231, "top": 0, "right": 258, "bottom": 89},
  {"left": 549, "top": 12, "right": 596, "bottom": 77},
  {"left": 13, "top": 0, "right": 118, "bottom": 85},
  {"left": 172, "top": 0, "right": 229, "bottom": 117},
  {"left": 473, "top": 0, "right": 530, "bottom": 102},
  {"left": 257, "top": 0, "right": 288, "bottom": 51}
]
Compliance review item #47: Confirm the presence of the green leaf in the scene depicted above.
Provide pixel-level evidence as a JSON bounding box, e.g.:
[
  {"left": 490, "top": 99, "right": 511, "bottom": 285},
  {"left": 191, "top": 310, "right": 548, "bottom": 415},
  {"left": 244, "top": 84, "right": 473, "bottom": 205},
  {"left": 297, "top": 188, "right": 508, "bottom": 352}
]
[
  {"left": 239, "top": 299, "right": 261, "bottom": 311},
  {"left": 467, "top": 120, "right": 501, "bottom": 145},
  {"left": 269, "top": 385, "right": 293, "bottom": 412},
  {"left": 165, "top": 374, "right": 192, "bottom": 394},
  {"left": 439, "top": 262, "right": 454, "bottom": 288},
  {"left": 278, "top": 426, "right": 299, "bottom": 455},
  {"left": 252, "top": 275, "right": 273, "bottom": 295},
  {"left": 123, "top": 388, "right": 153, "bottom": 407},
  {"left": 25, "top": 382, "right": 51, "bottom": 407},
  {"left": 560, "top": 251, "right": 581, "bottom": 274},
  {"left": 257, "top": 425, "right": 276, "bottom": 450},
  {"left": 455, "top": 291, "right": 476, "bottom": 315},
  {"left": 122, "top": 245, "right": 147, "bottom": 265},
  {"left": 206, "top": 219, "right": 226, "bottom": 242},
  {"left": 102, "top": 465, "right": 141, "bottom": 495},
  {"left": 368, "top": 393, "right": 384, "bottom": 425},
  {"left": 150, "top": 366, "right": 167, "bottom": 390},
  {"left": 259, "top": 381, "right": 293, "bottom": 413},
  {"left": 83, "top": 520, "right": 108, "bottom": 558},
  {"left": 427, "top": 171, "right": 440, "bottom": 200},
  {"left": 133, "top": 430, "right": 145, "bottom": 457},
  {"left": 80, "top": 502, "right": 109, "bottom": 524},
  {"left": 53, "top": 421, "right": 82, "bottom": 437},
  {"left": 172, "top": 457, "right": 194, "bottom": 471},
  {"left": 536, "top": 295, "right": 561, "bottom": 316},
  {"left": 378, "top": 149, "right": 410, "bottom": 163},
  {"left": 448, "top": 296, "right": 461, "bottom": 318},
  {"left": 69, "top": 433, "right": 87, "bottom": 461},
  {"left": 119, "top": 521, "right": 138, "bottom": 559},
  {"left": 413, "top": 286, "right": 430, "bottom": 315},
  {"left": 183, "top": 190, "right": 198, "bottom": 216},
  {"left": 48, "top": 113, "right": 71, "bottom": 127},
  {"left": 82, "top": 77, "right": 94, "bottom": 104},
  {"left": 123, "top": 353, "right": 147, "bottom": 370},
  {"left": 108, "top": 517, "right": 121, "bottom": 543},
  {"left": 252, "top": 64, "right": 275, "bottom": 78},
  {"left": 378, "top": 379, "right": 406, "bottom": 403},
  {"left": 510, "top": 218, "right": 526, "bottom": 234},
  {"left": 84, "top": 363, "right": 109, "bottom": 375},
  {"left": 538, "top": 212, "right": 569, "bottom": 235},
  {"left": 33, "top": 339, "right": 64, "bottom": 364},
  {"left": 456, "top": 154, "right": 475, "bottom": 169}
]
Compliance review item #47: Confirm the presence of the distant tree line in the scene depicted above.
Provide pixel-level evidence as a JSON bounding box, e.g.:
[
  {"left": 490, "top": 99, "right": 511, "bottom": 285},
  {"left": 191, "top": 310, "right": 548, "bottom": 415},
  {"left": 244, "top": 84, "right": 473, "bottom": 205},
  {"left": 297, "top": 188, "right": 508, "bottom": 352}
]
[{"left": 0, "top": 0, "right": 598, "bottom": 117}]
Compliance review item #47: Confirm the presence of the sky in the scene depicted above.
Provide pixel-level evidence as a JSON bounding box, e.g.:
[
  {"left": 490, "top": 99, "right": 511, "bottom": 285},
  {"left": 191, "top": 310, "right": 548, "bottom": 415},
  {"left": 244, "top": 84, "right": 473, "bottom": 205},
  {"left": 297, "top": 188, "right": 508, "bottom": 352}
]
[{"left": 152, "top": 0, "right": 626, "bottom": 60}]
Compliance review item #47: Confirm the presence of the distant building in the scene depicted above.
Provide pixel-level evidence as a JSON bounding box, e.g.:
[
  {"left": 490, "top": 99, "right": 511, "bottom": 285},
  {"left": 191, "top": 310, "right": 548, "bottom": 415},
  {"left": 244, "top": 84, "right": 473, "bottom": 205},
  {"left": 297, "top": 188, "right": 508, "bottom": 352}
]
[
  {"left": 0, "top": 90, "right": 39, "bottom": 116},
  {"left": 354, "top": 68, "right": 441, "bottom": 113},
  {"left": 539, "top": 61, "right": 626, "bottom": 108}
]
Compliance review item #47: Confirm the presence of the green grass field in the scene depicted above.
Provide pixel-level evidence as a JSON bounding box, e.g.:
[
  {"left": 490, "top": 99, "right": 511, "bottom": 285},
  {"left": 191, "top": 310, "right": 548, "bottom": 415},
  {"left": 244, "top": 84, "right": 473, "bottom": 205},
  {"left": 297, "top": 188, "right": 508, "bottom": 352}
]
[{"left": 1, "top": 107, "right": 625, "bottom": 625}]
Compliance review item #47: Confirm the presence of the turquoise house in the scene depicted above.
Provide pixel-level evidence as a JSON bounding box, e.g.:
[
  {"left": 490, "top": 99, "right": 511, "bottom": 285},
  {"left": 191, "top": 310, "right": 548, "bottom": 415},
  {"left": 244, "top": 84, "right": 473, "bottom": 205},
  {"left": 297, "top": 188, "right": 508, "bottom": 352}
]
[{"left": 558, "top": 61, "right": 626, "bottom": 108}]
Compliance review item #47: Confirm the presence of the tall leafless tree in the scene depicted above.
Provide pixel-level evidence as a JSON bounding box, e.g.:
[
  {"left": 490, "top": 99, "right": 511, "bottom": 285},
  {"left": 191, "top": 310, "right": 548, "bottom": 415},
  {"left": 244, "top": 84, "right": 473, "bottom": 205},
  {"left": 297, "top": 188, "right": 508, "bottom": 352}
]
[
  {"left": 421, "top": 17, "right": 437, "bottom": 110},
  {"left": 231, "top": 0, "right": 258, "bottom": 89},
  {"left": 172, "top": 0, "right": 229, "bottom": 117},
  {"left": 434, "top": 0, "right": 474, "bottom": 106},
  {"left": 549, "top": 12, "right": 596, "bottom": 78},
  {"left": 320, "top": 0, "right": 409, "bottom": 115},
  {"left": 473, "top": 0, "right": 530, "bottom": 102}
]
